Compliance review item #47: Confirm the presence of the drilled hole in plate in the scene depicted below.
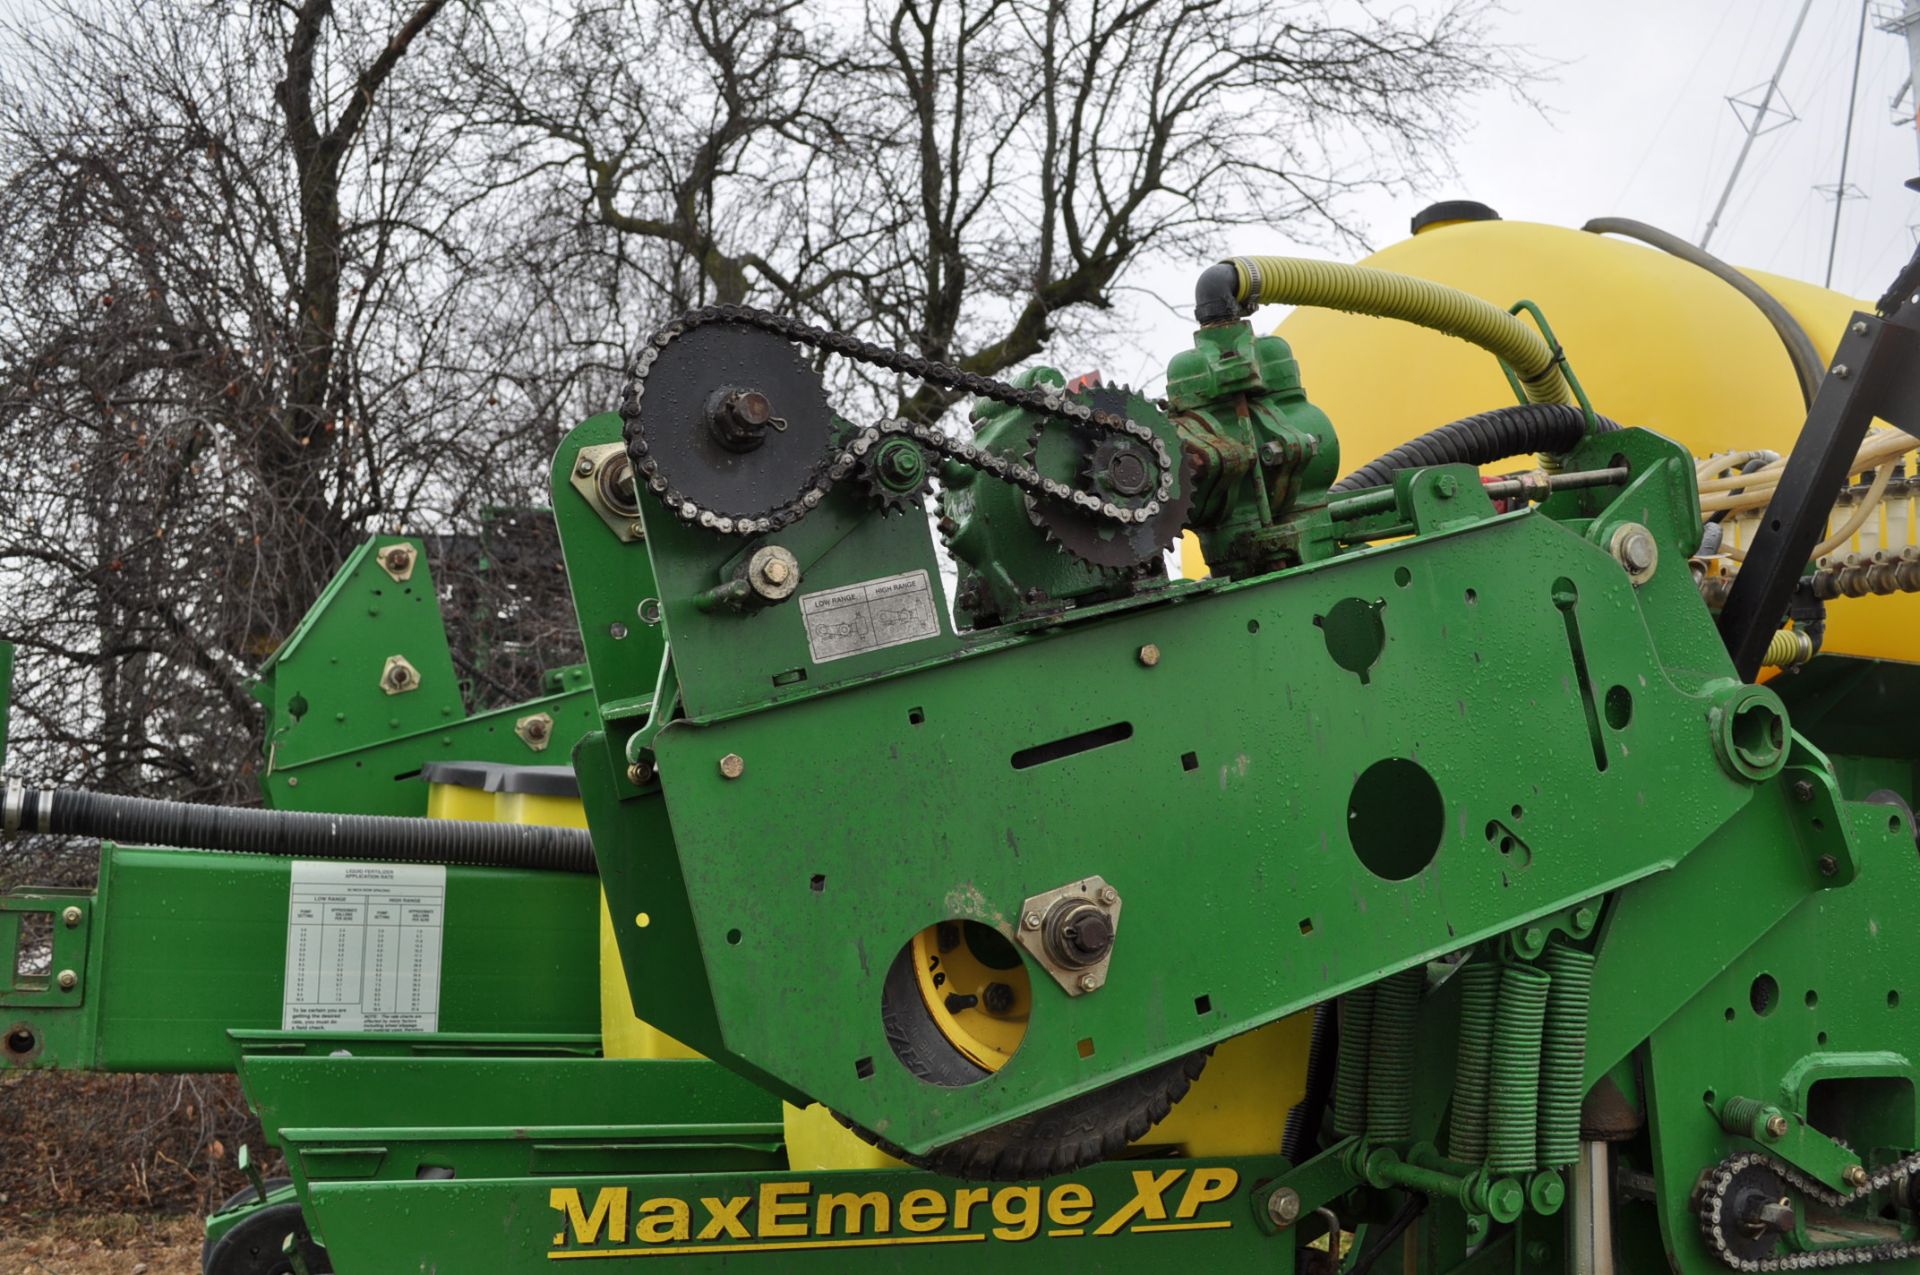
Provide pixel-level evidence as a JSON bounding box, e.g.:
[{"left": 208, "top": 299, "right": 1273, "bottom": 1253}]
[
  {"left": 1077, "top": 1037, "right": 1096, "bottom": 1059},
  {"left": 1347, "top": 758, "right": 1444, "bottom": 881},
  {"left": 1011, "top": 721, "right": 1132, "bottom": 770},
  {"left": 1194, "top": 995, "right": 1212, "bottom": 1015},
  {"left": 809, "top": 874, "right": 826, "bottom": 893},
  {"left": 1805, "top": 989, "right": 1819, "bottom": 1007},
  {"left": 1891, "top": 990, "right": 1903, "bottom": 1008},
  {"left": 1393, "top": 566, "right": 1412, "bottom": 587},
  {"left": 4, "top": 1028, "right": 36, "bottom": 1057},
  {"left": 1750, "top": 973, "right": 1779, "bottom": 1017},
  {"left": 854, "top": 1056, "right": 875, "bottom": 1079},
  {"left": 1180, "top": 751, "right": 1198, "bottom": 772},
  {"left": 1605, "top": 685, "right": 1634, "bottom": 729},
  {"left": 1298, "top": 917, "right": 1314, "bottom": 936},
  {"left": 908, "top": 707, "right": 925, "bottom": 726},
  {"left": 726, "top": 928, "right": 743, "bottom": 945}
]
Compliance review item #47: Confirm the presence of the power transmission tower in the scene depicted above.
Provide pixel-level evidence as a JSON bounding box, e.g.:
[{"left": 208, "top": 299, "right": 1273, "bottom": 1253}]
[{"left": 1701, "top": 0, "right": 1816, "bottom": 251}]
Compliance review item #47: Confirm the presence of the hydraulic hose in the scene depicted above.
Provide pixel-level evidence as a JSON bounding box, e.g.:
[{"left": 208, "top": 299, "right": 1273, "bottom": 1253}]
[
  {"left": 1203, "top": 256, "right": 1575, "bottom": 406},
  {"left": 2, "top": 783, "right": 596, "bottom": 874},
  {"left": 1582, "top": 217, "right": 1822, "bottom": 408},
  {"left": 1331, "top": 404, "right": 1623, "bottom": 495}
]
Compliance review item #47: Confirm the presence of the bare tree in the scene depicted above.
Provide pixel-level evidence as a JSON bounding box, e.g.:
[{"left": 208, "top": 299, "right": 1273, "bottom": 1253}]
[
  {"left": 0, "top": 0, "right": 579, "bottom": 828},
  {"left": 465, "top": 0, "right": 1528, "bottom": 420}
]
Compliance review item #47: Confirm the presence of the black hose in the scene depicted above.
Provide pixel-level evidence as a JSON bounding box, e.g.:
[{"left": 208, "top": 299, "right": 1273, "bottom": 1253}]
[
  {"left": 1583, "top": 217, "right": 1823, "bottom": 408},
  {"left": 3, "top": 785, "right": 596, "bottom": 874},
  {"left": 1280, "top": 1001, "right": 1337, "bottom": 1163},
  {"left": 1331, "top": 404, "right": 1622, "bottom": 495}
]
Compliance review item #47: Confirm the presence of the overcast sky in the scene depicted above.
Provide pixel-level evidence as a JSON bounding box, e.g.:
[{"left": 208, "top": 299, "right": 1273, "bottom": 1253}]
[{"left": 1121, "top": 0, "right": 1920, "bottom": 386}]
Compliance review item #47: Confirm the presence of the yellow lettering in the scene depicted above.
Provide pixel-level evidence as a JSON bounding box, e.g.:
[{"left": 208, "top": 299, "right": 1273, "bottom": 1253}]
[
  {"left": 1175, "top": 1167, "right": 1240, "bottom": 1218},
  {"left": 1047, "top": 1183, "right": 1095, "bottom": 1227},
  {"left": 991, "top": 1185, "right": 1041, "bottom": 1241},
  {"left": 759, "top": 1181, "right": 811, "bottom": 1238},
  {"left": 636, "top": 1197, "right": 689, "bottom": 1243},
  {"left": 697, "top": 1195, "right": 751, "bottom": 1240},
  {"left": 818, "top": 1190, "right": 891, "bottom": 1235},
  {"left": 953, "top": 1186, "right": 990, "bottom": 1229},
  {"left": 1093, "top": 1169, "right": 1185, "bottom": 1235},
  {"left": 548, "top": 1186, "right": 629, "bottom": 1246},
  {"left": 899, "top": 1189, "right": 947, "bottom": 1234}
]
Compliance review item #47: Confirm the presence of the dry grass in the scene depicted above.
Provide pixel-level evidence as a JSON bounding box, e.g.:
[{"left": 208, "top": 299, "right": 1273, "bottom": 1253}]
[{"left": 0, "top": 1214, "right": 202, "bottom": 1275}]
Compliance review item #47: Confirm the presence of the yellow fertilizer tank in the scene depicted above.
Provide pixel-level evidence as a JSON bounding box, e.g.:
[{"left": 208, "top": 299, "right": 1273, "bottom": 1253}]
[{"left": 1182, "top": 213, "right": 1913, "bottom": 662}]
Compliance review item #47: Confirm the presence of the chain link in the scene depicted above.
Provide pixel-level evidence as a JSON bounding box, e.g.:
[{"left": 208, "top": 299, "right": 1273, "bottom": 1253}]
[
  {"left": 1700, "top": 1149, "right": 1920, "bottom": 1270},
  {"left": 619, "top": 304, "right": 1176, "bottom": 535}
]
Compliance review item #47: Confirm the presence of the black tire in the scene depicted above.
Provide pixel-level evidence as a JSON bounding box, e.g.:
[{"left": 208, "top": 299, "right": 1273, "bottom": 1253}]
[
  {"left": 848, "top": 943, "right": 1212, "bottom": 1180},
  {"left": 203, "top": 1201, "right": 331, "bottom": 1275},
  {"left": 203, "top": 1179, "right": 292, "bottom": 1272}
]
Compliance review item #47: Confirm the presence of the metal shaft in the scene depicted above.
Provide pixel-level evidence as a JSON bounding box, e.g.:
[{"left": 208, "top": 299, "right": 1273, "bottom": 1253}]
[{"left": 1570, "top": 1141, "right": 1617, "bottom": 1275}]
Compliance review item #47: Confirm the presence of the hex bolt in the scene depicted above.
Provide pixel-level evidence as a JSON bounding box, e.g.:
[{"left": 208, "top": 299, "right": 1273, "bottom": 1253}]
[
  {"left": 1609, "top": 523, "right": 1660, "bottom": 583},
  {"left": 1833, "top": 364, "right": 1852, "bottom": 380},
  {"left": 62, "top": 906, "right": 82, "bottom": 928},
  {"left": 56, "top": 969, "right": 77, "bottom": 991},
  {"left": 1137, "top": 643, "right": 1161, "bottom": 667},
  {"left": 575, "top": 456, "right": 597, "bottom": 477},
  {"left": 626, "top": 521, "right": 645, "bottom": 538},
  {"left": 718, "top": 753, "right": 746, "bottom": 780},
  {"left": 1022, "top": 912, "right": 1043, "bottom": 930},
  {"left": 1266, "top": 1187, "right": 1301, "bottom": 1228},
  {"left": 1852, "top": 321, "right": 1869, "bottom": 336},
  {"left": 1435, "top": 474, "right": 1460, "bottom": 499},
  {"left": 1765, "top": 1114, "right": 1789, "bottom": 1138},
  {"left": 626, "top": 759, "right": 655, "bottom": 787},
  {"left": 1526, "top": 1241, "right": 1551, "bottom": 1265},
  {"left": 1792, "top": 780, "right": 1815, "bottom": 803},
  {"left": 1077, "top": 972, "right": 1099, "bottom": 992},
  {"left": 982, "top": 982, "right": 1016, "bottom": 1013},
  {"left": 1847, "top": 1165, "right": 1870, "bottom": 1189},
  {"left": 1817, "top": 854, "right": 1839, "bottom": 877},
  {"left": 1096, "top": 885, "right": 1119, "bottom": 906},
  {"left": 763, "top": 558, "right": 790, "bottom": 585}
]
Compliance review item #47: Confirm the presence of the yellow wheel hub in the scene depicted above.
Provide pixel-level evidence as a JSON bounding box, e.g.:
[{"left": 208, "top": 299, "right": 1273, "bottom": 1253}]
[{"left": 909, "top": 920, "right": 1030, "bottom": 1071}]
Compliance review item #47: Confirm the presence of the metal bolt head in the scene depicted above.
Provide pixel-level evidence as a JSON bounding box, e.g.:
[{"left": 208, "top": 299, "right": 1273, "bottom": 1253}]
[
  {"left": 1435, "top": 473, "right": 1460, "bottom": 499},
  {"left": 377, "top": 544, "right": 415, "bottom": 581},
  {"left": 626, "top": 759, "right": 655, "bottom": 787},
  {"left": 1792, "top": 780, "right": 1815, "bottom": 803},
  {"left": 1572, "top": 905, "right": 1597, "bottom": 934},
  {"left": 1022, "top": 911, "right": 1043, "bottom": 931},
  {"left": 1833, "top": 364, "right": 1851, "bottom": 380},
  {"left": 1077, "top": 972, "right": 1099, "bottom": 992},
  {"left": 1818, "top": 853, "right": 1840, "bottom": 877},
  {"left": 746, "top": 545, "right": 800, "bottom": 602},
  {"left": 515, "top": 713, "right": 554, "bottom": 751},
  {"left": 1765, "top": 1114, "right": 1789, "bottom": 1138},
  {"left": 1847, "top": 1164, "right": 1870, "bottom": 1189},
  {"left": 1266, "top": 1186, "right": 1301, "bottom": 1227},
  {"left": 1609, "top": 522, "right": 1659, "bottom": 584},
  {"left": 1096, "top": 885, "right": 1119, "bottom": 906},
  {"left": 1852, "top": 321, "right": 1869, "bottom": 336},
  {"left": 626, "top": 521, "right": 645, "bottom": 539},
  {"left": 718, "top": 753, "right": 746, "bottom": 780},
  {"left": 380, "top": 654, "right": 420, "bottom": 695},
  {"left": 62, "top": 906, "right": 82, "bottom": 928},
  {"left": 1137, "top": 643, "right": 1161, "bottom": 667},
  {"left": 56, "top": 969, "right": 76, "bottom": 991},
  {"left": 575, "top": 456, "right": 597, "bottom": 477}
]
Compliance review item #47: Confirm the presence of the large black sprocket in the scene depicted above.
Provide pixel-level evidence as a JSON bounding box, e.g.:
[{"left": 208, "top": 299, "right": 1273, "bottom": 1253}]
[{"left": 629, "top": 324, "right": 837, "bottom": 521}]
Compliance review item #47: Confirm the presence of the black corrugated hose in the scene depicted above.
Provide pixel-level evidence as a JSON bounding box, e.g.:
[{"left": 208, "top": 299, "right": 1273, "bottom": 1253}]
[
  {"left": 2, "top": 784, "right": 596, "bottom": 874},
  {"left": 1330, "top": 403, "right": 1623, "bottom": 495}
]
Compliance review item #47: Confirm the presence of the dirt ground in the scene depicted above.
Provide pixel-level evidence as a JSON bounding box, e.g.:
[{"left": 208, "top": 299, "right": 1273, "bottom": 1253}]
[{"left": 0, "top": 1215, "right": 202, "bottom": 1275}]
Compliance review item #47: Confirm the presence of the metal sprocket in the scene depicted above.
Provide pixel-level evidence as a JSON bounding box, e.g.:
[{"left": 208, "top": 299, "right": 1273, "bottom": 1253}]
[{"left": 1026, "top": 386, "right": 1192, "bottom": 568}]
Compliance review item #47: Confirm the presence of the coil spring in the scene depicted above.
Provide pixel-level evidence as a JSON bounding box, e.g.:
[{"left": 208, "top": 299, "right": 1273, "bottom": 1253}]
[
  {"left": 1537, "top": 944, "right": 1595, "bottom": 1168},
  {"left": 1488, "top": 963, "right": 1551, "bottom": 1175},
  {"left": 1366, "top": 967, "right": 1426, "bottom": 1142},
  {"left": 1448, "top": 961, "right": 1500, "bottom": 1160},
  {"left": 1333, "top": 985, "right": 1375, "bottom": 1136}
]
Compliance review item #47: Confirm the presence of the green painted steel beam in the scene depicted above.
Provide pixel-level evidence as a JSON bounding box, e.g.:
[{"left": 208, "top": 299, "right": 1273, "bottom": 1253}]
[{"left": 0, "top": 845, "right": 597, "bottom": 1071}]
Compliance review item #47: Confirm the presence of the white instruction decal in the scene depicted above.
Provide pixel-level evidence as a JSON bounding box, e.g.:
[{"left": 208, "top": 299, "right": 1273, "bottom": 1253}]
[
  {"left": 282, "top": 861, "right": 446, "bottom": 1032},
  {"left": 799, "top": 568, "right": 943, "bottom": 663}
]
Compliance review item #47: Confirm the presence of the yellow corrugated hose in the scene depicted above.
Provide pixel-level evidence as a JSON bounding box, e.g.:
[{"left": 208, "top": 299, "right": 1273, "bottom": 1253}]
[{"left": 1228, "top": 255, "right": 1575, "bottom": 406}]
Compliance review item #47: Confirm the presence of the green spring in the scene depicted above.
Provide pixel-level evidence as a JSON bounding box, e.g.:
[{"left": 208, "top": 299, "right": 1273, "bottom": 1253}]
[
  {"left": 1447, "top": 961, "right": 1499, "bottom": 1160},
  {"left": 1366, "top": 966, "right": 1426, "bottom": 1142},
  {"left": 1333, "top": 985, "right": 1375, "bottom": 1136},
  {"left": 1537, "top": 944, "right": 1595, "bottom": 1168},
  {"left": 1488, "top": 962, "right": 1551, "bottom": 1175}
]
